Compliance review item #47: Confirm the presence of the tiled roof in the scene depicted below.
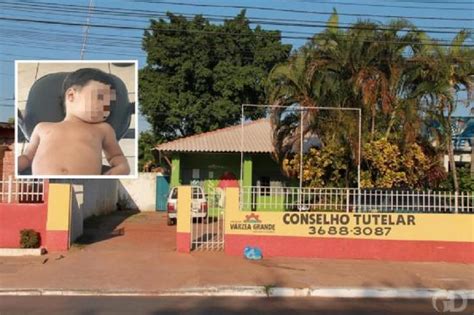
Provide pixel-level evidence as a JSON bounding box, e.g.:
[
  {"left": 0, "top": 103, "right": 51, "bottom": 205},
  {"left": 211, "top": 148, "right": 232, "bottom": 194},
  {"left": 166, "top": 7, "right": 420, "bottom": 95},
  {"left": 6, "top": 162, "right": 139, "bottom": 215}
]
[
  {"left": 155, "top": 119, "right": 274, "bottom": 153},
  {"left": 0, "top": 123, "right": 13, "bottom": 129}
]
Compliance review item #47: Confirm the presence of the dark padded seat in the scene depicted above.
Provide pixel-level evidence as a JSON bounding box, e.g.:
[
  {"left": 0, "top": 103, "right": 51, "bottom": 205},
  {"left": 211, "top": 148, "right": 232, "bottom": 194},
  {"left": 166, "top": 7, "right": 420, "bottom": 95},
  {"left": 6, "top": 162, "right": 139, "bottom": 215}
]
[{"left": 19, "top": 71, "right": 131, "bottom": 141}]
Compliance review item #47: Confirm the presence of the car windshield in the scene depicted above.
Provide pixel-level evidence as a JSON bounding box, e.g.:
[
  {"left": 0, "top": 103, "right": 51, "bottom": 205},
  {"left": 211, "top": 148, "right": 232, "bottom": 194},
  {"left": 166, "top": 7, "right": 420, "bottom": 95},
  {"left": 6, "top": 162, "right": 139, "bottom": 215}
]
[
  {"left": 170, "top": 187, "right": 203, "bottom": 199},
  {"left": 171, "top": 188, "right": 178, "bottom": 199}
]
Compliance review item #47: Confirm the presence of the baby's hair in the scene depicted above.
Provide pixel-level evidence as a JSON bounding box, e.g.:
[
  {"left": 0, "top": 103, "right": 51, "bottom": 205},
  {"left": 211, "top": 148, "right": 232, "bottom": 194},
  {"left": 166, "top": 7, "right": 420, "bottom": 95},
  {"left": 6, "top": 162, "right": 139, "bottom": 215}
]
[{"left": 62, "top": 68, "right": 116, "bottom": 102}]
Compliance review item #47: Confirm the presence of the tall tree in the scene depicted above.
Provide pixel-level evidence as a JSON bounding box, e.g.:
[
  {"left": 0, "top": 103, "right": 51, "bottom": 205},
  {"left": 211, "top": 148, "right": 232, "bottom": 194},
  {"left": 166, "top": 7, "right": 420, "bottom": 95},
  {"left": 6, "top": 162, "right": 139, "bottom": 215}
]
[
  {"left": 267, "top": 45, "right": 322, "bottom": 164},
  {"left": 266, "top": 10, "right": 448, "bottom": 188},
  {"left": 138, "top": 130, "right": 157, "bottom": 171},
  {"left": 411, "top": 30, "right": 474, "bottom": 191},
  {"left": 139, "top": 11, "right": 291, "bottom": 141},
  {"left": 267, "top": 10, "right": 355, "bottom": 166},
  {"left": 311, "top": 16, "right": 423, "bottom": 143}
]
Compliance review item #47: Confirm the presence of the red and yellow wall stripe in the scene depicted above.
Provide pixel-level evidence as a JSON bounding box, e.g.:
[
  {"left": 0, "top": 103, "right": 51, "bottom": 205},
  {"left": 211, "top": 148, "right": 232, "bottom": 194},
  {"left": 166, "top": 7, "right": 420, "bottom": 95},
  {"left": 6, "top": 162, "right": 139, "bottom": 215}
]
[
  {"left": 224, "top": 188, "right": 474, "bottom": 263},
  {"left": 176, "top": 186, "right": 192, "bottom": 253},
  {"left": 45, "top": 183, "right": 71, "bottom": 251}
]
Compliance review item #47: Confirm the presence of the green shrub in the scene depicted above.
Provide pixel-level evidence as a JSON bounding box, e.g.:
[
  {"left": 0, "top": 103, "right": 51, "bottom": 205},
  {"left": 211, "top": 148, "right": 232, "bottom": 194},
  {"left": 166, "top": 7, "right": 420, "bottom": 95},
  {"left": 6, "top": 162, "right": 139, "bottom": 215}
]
[
  {"left": 458, "top": 167, "right": 474, "bottom": 192},
  {"left": 438, "top": 167, "right": 474, "bottom": 192},
  {"left": 19, "top": 229, "right": 40, "bottom": 248}
]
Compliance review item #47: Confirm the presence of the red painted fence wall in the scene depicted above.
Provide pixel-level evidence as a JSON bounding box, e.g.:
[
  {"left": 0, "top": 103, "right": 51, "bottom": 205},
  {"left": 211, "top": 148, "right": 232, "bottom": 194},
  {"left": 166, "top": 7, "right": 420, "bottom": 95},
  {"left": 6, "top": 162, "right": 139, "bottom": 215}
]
[
  {"left": 0, "top": 182, "right": 49, "bottom": 249},
  {"left": 0, "top": 203, "right": 48, "bottom": 248}
]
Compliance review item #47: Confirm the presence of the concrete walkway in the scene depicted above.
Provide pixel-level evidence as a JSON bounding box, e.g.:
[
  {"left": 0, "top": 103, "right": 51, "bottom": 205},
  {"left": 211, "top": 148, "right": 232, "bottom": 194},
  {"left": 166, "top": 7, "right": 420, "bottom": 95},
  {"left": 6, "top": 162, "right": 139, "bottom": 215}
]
[{"left": 1, "top": 211, "right": 473, "bottom": 295}]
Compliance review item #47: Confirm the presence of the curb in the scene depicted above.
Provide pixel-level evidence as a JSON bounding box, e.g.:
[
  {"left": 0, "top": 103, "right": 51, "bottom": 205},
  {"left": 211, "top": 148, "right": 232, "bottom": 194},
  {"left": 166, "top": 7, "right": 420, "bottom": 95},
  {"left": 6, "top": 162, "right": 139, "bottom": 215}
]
[
  {"left": 0, "top": 248, "right": 45, "bottom": 257},
  {"left": 271, "top": 288, "right": 474, "bottom": 299},
  {"left": 1, "top": 287, "right": 473, "bottom": 299}
]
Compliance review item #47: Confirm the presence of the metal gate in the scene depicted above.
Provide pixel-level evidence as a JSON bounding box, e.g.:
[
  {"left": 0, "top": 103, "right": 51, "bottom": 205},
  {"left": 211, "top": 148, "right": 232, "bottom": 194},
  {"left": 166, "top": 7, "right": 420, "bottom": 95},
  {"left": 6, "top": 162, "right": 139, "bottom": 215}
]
[
  {"left": 191, "top": 188, "right": 225, "bottom": 251},
  {"left": 155, "top": 175, "right": 170, "bottom": 211}
]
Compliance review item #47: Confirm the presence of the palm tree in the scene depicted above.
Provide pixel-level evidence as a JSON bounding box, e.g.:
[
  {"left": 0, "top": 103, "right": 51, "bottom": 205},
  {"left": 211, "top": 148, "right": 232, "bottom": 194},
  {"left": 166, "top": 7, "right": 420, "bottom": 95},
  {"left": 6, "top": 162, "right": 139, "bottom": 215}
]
[
  {"left": 267, "top": 10, "right": 373, "bottom": 168},
  {"left": 267, "top": 10, "right": 413, "bottom": 176},
  {"left": 266, "top": 44, "right": 322, "bottom": 164},
  {"left": 377, "top": 20, "right": 427, "bottom": 140},
  {"left": 314, "top": 15, "right": 430, "bottom": 141},
  {"left": 266, "top": 10, "right": 472, "bottom": 190},
  {"left": 311, "top": 15, "right": 427, "bottom": 162},
  {"left": 410, "top": 30, "right": 473, "bottom": 191}
]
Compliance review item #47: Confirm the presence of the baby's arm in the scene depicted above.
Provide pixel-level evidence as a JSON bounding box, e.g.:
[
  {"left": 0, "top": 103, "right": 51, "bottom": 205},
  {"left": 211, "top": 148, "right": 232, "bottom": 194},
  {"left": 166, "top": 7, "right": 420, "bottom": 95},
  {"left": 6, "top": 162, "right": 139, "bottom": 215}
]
[
  {"left": 18, "top": 124, "right": 42, "bottom": 172},
  {"left": 101, "top": 124, "right": 130, "bottom": 175}
]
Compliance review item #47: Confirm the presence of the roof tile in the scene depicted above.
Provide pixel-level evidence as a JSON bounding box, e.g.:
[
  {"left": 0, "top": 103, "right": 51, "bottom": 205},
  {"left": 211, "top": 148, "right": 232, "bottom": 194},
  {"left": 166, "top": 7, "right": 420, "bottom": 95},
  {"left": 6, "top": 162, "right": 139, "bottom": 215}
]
[{"left": 155, "top": 119, "right": 273, "bottom": 153}]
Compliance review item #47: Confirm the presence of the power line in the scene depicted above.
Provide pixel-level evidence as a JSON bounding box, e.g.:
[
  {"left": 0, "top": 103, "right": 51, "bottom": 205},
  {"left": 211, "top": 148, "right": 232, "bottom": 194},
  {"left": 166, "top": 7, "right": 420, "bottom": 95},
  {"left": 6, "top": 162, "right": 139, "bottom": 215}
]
[
  {"left": 0, "top": 51, "right": 58, "bottom": 59},
  {"left": 290, "top": 0, "right": 474, "bottom": 11},
  {"left": 2, "top": 0, "right": 472, "bottom": 32},
  {"left": 0, "top": 13, "right": 470, "bottom": 50},
  {"left": 0, "top": 27, "right": 142, "bottom": 44},
  {"left": 125, "top": 0, "right": 474, "bottom": 21},
  {"left": 0, "top": 0, "right": 471, "bottom": 55},
  {"left": 384, "top": 0, "right": 473, "bottom": 4},
  {"left": 0, "top": 29, "right": 143, "bottom": 50},
  {"left": 0, "top": 0, "right": 471, "bottom": 58},
  {"left": 0, "top": 1, "right": 472, "bottom": 64},
  {"left": 3, "top": 30, "right": 471, "bottom": 63},
  {"left": 0, "top": 40, "right": 146, "bottom": 57},
  {"left": 0, "top": 3, "right": 158, "bottom": 27},
  {"left": 0, "top": 15, "right": 468, "bottom": 45},
  {"left": 0, "top": 16, "right": 465, "bottom": 48},
  {"left": 0, "top": 31, "right": 471, "bottom": 67},
  {"left": 0, "top": 16, "right": 472, "bottom": 48}
]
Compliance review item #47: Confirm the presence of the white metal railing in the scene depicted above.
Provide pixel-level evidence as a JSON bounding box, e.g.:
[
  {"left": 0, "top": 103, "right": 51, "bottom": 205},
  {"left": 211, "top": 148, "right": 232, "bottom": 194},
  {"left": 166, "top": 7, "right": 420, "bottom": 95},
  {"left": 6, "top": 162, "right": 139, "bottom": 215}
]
[
  {"left": 0, "top": 176, "right": 45, "bottom": 203},
  {"left": 240, "top": 186, "right": 474, "bottom": 214}
]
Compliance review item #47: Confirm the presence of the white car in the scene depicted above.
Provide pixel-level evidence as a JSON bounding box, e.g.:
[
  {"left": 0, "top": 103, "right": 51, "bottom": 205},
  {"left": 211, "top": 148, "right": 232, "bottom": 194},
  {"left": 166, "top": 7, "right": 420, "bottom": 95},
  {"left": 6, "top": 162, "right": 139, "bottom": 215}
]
[{"left": 167, "top": 186, "right": 208, "bottom": 225}]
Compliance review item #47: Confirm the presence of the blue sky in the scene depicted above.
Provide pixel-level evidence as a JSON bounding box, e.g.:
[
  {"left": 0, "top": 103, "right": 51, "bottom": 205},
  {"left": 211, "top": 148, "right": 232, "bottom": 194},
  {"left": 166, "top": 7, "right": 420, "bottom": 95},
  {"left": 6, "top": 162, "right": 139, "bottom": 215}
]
[{"left": 0, "top": 0, "right": 473, "bottom": 126}]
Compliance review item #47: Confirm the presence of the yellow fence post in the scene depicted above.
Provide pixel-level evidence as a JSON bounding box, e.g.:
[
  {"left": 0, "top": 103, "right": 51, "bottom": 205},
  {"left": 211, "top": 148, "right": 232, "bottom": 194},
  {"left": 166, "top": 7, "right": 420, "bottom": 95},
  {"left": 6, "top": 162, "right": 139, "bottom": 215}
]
[
  {"left": 46, "top": 183, "right": 72, "bottom": 251},
  {"left": 225, "top": 187, "right": 239, "bottom": 218},
  {"left": 224, "top": 187, "right": 239, "bottom": 254},
  {"left": 176, "top": 186, "right": 192, "bottom": 253}
]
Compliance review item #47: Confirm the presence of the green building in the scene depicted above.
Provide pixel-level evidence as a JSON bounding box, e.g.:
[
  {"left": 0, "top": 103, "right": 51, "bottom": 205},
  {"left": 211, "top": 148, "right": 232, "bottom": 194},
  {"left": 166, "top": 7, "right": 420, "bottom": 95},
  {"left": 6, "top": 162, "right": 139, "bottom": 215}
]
[{"left": 155, "top": 119, "right": 291, "bottom": 211}]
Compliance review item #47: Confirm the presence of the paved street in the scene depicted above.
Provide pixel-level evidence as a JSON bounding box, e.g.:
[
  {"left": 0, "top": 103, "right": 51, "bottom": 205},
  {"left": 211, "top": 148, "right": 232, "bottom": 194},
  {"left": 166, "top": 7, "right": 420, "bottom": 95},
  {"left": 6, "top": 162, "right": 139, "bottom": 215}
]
[
  {"left": 2, "top": 296, "right": 473, "bottom": 315},
  {"left": 1, "top": 211, "right": 473, "bottom": 293}
]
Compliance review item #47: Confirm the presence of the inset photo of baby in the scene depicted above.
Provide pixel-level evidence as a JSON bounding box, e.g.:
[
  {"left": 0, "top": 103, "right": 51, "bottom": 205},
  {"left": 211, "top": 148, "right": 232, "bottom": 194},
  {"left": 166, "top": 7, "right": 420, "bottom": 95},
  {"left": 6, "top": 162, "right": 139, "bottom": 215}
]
[{"left": 15, "top": 61, "right": 138, "bottom": 178}]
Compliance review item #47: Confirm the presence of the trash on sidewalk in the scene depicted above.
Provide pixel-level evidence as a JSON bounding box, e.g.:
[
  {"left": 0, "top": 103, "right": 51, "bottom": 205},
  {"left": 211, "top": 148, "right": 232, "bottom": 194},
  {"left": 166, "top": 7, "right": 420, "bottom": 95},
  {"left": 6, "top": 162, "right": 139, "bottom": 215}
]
[{"left": 244, "top": 246, "right": 262, "bottom": 260}]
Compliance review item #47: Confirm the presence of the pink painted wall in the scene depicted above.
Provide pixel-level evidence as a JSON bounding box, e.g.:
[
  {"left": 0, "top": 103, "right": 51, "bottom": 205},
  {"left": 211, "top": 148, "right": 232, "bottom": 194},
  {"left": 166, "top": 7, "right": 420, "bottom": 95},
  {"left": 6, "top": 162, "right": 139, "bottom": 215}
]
[
  {"left": 225, "top": 234, "right": 474, "bottom": 263},
  {"left": 0, "top": 181, "right": 50, "bottom": 249},
  {"left": 0, "top": 203, "right": 48, "bottom": 248},
  {"left": 176, "top": 232, "right": 191, "bottom": 253},
  {"left": 45, "top": 231, "right": 69, "bottom": 251}
]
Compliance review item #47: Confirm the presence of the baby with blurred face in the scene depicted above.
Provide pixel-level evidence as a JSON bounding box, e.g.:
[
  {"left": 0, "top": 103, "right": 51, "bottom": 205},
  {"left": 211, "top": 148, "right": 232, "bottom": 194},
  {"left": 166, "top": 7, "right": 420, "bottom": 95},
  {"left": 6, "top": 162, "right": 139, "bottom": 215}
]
[{"left": 18, "top": 68, "right": 130, "bottom": 176}]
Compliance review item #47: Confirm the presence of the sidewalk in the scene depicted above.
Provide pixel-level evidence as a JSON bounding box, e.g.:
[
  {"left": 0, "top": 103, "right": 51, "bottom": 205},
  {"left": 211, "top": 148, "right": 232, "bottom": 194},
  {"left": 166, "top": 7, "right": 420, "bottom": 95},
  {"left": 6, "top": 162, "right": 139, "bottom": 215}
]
[{"left": 1, "top": 211, "right": 473, "bottom": 295}]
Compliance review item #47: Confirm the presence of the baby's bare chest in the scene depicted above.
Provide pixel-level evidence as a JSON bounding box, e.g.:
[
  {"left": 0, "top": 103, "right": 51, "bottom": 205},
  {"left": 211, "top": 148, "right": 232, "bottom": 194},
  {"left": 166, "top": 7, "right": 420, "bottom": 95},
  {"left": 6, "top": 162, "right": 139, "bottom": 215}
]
[{"left": 41, "top": 125, "right": 104, "bottom": 145}]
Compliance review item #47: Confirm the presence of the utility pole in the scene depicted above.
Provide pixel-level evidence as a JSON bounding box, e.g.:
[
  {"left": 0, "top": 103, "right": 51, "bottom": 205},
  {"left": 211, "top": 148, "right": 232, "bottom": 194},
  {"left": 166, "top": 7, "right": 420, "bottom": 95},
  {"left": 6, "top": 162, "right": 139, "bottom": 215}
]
[{"left": 80, "top": 0, "right": 94, "bottom": 60}]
